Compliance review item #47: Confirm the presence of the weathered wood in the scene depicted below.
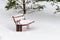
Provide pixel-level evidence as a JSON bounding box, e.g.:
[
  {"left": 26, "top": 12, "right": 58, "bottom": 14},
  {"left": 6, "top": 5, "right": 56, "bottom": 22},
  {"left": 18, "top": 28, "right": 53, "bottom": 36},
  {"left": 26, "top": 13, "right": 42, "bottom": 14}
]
[{"left": 16, "top": 24, "right": 22, "bottom": 31}]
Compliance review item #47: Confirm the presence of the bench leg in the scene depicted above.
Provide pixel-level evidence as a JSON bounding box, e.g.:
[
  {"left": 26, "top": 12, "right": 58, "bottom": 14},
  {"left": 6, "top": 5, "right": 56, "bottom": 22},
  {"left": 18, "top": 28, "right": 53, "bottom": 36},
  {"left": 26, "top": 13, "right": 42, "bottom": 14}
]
[
  {"left": 27, "top": 25, "right": 29, "bottom": 29},
  {"left": 16, "top": 25, "right": 22, "bottom": 32}
]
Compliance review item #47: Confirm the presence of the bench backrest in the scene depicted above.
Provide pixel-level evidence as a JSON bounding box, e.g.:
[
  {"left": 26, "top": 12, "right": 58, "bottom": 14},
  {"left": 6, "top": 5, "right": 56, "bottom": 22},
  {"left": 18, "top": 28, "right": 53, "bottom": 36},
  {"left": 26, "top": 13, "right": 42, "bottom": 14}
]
[{"left": 12, "top": 14, "right": 25, "bottom": 24}]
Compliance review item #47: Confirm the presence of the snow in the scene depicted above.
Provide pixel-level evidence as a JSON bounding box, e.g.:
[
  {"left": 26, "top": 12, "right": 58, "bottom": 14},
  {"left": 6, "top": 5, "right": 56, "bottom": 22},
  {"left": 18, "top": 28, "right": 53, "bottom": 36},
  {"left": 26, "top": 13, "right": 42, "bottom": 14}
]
[
  {"left": 20, "top": 20, "right": 34, "bottom": 24},
  {"left": 0, "top": 0, "right": 60, "bottom": 40}
]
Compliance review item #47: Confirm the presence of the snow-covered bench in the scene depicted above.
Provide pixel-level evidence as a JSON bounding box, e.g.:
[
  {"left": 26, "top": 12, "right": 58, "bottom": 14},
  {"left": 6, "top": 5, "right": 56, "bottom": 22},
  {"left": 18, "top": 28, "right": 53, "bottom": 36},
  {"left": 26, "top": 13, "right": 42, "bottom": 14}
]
[{"left": 12, "top": 14, "right": 35, "bottom": 31}]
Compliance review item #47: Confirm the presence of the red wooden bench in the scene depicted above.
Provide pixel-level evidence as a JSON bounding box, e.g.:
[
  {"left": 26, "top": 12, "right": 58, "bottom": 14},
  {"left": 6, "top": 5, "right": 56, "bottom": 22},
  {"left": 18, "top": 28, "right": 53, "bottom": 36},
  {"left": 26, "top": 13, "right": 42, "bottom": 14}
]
[{"left": 12, "top": 14, "right": 34, "bottom": 31}]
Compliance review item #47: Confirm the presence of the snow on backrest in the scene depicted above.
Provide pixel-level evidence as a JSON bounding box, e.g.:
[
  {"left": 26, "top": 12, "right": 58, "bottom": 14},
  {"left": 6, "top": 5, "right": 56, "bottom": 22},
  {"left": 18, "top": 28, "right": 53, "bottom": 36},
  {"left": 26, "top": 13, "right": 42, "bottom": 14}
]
[
  {"left": 15, "top": 16, "right": 25, "bottom": 21},
  {"left": 12, "top": 14, "right": 25, "bottom": 23}
]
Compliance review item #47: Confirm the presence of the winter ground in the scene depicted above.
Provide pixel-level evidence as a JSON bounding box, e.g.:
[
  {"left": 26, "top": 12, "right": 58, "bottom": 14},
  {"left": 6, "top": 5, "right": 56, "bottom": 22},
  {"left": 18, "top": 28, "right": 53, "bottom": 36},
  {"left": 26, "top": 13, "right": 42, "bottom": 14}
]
[{"left": 0, "top": 0, "right": 60, "bottom": 40}]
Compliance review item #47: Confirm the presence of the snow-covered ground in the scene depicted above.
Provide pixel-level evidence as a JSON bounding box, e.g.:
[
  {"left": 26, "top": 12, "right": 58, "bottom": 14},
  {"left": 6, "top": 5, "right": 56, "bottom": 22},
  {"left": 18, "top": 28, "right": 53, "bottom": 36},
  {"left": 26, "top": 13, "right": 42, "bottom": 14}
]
[{"left": 0, "top": 0, "right": 60, "bottom": 40}]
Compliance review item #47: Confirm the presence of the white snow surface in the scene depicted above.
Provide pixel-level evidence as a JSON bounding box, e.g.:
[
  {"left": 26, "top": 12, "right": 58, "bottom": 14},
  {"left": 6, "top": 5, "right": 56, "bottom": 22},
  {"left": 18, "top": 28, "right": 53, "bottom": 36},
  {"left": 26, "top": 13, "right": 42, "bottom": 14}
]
[{"left": 0, "top": 0, "right": 60, "bottom": 40}]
